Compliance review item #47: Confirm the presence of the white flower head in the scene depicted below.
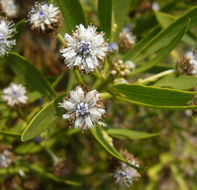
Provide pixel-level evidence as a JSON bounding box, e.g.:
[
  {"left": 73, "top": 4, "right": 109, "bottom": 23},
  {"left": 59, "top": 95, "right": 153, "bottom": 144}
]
[
  {"left": 118, "top": 28, "right": 136, "bottom": 51},
  {"left": 2, "top": 83, "right": 28, "bottom": 107},
  {"left": 0, "top": 0, "right": 19, "bottom": 18},
  {"left": 178, "top": 51, "right": 197, "bottom": 76},
  {"left": 28, "top": 2, "right": 62, "bottom": 34},
  {"left": 0, "top": 150, "right": 12, "bottom": 168},
  {"left": 0, "top": 17, "right": 16, "bottom": 57},
  {"left": 60, "top": 24, "right": 108, "bottom": 74},
  {"left": 112, "top": 150, "right": 141, "bottom": 187},
  {"left": 59, "top": 86, "right": 105, "bottom": 130}
]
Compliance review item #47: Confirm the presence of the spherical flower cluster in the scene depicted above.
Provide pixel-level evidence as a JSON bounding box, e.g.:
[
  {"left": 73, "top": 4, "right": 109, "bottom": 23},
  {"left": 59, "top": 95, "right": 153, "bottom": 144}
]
[
  {"left": 0, "top": 17, "right": 16, "bottom": 57},
  {"left": 112, "top": 150, "right": 141, "bottom": 187},
  {"left": 0, "top": 0, "right": 18, "bottom": 18},
  {"left": 2, "top": 83, "right": 28, "bottom": 107},
  {"left": 178, "top": 51, "right": 197, "bottom": 76},
  {"left": 111, "top": 59, "right": 135, "bottom": 77},
  {"left": 28, "top": 2, "right": 62, "bottom": 34},
  {"left": 59, "top": 86, "right": 105, "bottom": 130},
  {"left": 0, "top": 150, "right": 12, "bottom": 168},
  {"left": 60, "top": 24, "right": 108, "bottom": 74},
  {"left": 118, "top": 28, "right": 136, "bottom": 51}
]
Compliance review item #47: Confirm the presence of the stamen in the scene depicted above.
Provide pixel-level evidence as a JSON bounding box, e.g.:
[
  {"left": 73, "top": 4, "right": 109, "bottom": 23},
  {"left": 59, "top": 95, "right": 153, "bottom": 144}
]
[
  {"left": 76, "top": 102, "right": 89, "bottom": 116},
  {"left": 78, "top": 41, "right": 91, "bottom": 55}
]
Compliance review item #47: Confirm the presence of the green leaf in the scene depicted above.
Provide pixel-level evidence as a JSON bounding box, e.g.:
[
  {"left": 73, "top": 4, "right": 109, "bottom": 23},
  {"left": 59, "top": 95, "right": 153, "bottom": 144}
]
[
  {"left": 98, "top": 0, "right": 112, "bottom": 40},
  {"left": 14, "top": 19, "right": 25, "bottom": 41},
  {"left": 155, "top": 11, "right": 174, "bottom": 28},
  {"left": 104, "top": 127, "right": 159, "bottom": 140},
  {"left": 155, "top": 11, "right": 197, "bottom": 47},
  {"left": 153, "top": 73, "right": 197, "bottom": 90},
  {"left": 113, "top": 0, "right": 131, "bottom": 41},
  {"left": 21, "top": 96, "right": 64, "bottom": 141},
  {"left": 55, "top": 0, "right": 87, "bottom": 34},
  {"left": 123, "top": 25, "right": 161, "bottom": 62},
  {"left": 123, "top": 6, "right": 197, "bottom": 62},
  {"left": 129, "top": 25, "right": 186, "bottom": 75},
  {"left": 6, "top": 52, "right": 56, "bottom": 98},
  {"left": 91, "top": 126, "right": 143, "bottom": 169},
  {"left": 170, "top": 164, "right": 189, "bottom": 190},
  {"left": 113, "top": 84, "right": 197, "bottom": 110},
  {"left": 0, "top": 130, "right": 21, "bottom": 137}
]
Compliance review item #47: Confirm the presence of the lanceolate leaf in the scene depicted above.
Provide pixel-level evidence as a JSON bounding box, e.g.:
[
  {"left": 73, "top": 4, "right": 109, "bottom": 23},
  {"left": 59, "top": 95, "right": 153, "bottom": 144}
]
[
  {"left": 104, "top": 127, "right": 159, "bottom": 140},
  {"left": 98, "top": 0, "right": 112, "bottom": 40},
  {"left": 14, "top": 19, "right": 25, "bottom": 41},
  {"left": 90, "top": 126, "right": 143, "bottom": 169},
  {"left": 123, "top": 25, "right": 161, "bottom": 62},
  {"left": 155, "top": 11, "right": 197, "bottom": 47},
  {"left": 123, "top": 6, "right": 197, "bottom": 62},
  {"left": 130, "top": 24, "right": 187, "bottom": 75},
  {"left": 153, "top": 73, "right": 197, "bottom": 90},
  {"left": 6, "top": 52, "right": 56, "bottom": 98},
  {"left": 22, "top": 96, "right": 64, "bottom": 142},
  {"left": 55, "top": 0, "right": 87, "bottom": 34},
  {"left": 113, "top": 84, "right": 197, "bottom": 110}
]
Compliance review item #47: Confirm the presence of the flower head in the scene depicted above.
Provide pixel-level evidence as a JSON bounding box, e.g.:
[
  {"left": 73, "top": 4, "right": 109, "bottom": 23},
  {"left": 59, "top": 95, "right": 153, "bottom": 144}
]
[
  {"left": 59, "top": 86, "right": 105, "bottom": 130},
  {"left": 2, "top": 83, "right": 28, "bottom": 107},
  {"left": 0, "top": 17, "right": 16, "bottom": 57},
  {"left": 60, "top": 24, "right": 108, "bottom": 74},
  {"left": 0, "top": 0, "right": 19, "bottom": 18},
  {"left": 118, "top": 28, "right": 136, "bottom": 51},
  {"left": 178, "top": 51, "right": 197, "bottom": 76},
  {"left": 28, "top": 2, "right": 62, "bottom": 34},
  {"left": 112, "top": 150, "right": 140, "bottom": 187},
  {"left": 0, "top": 150, "right": 12, "bottom": 168}
]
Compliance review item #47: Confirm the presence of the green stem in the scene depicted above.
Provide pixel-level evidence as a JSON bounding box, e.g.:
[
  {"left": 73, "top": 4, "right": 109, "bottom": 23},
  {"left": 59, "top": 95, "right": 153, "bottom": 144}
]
[
  {"left": 74, "top": 70, "right": 84, "bottom": 85},
  {"left": 56, "top": 33, "right": 65, "bottom": 45},
  {"left": 96, "top": 74, "right": 113, "bottom": 91},
  {"left": 16, "top": 109, "right": 27, "bottom": 123},
  {"left": 44, "top": 147, "right": 60, "bottom": 165},
  {"left": 136, "top": 69, "right": 175, "bottom": 85}
]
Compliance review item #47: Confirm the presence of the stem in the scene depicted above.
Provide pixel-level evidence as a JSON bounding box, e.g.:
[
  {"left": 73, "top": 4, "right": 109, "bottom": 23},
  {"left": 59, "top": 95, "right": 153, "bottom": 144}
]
[
  {"left": 56, "top": 33, "right": 65, "bottom": 45},
  {"left": 74, "top": 70, "right": 84, "bottom": 85},
  {"left": 44, "top": 147, "right": 60, "bottom": 165},
  {"left": 136, "top": 69, "right": 175, "bottom": 85},
  {"left": 96, "top": 74, "right": 113, "bottom": 91},
  {"left": 16, "top": 109, "right": 27, "bottom": 123}
]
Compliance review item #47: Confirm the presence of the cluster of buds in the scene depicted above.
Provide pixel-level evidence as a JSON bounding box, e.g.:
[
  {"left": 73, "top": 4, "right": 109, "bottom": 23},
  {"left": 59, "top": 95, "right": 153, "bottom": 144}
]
[
  {"left": 118, "top": 28, "right": 136, "bottom": 51},
  {"left": 111, "top": 59, "right": 135, "bottom": 77},
  {"left": 177, "top": 51, "right": 197, "bottom": 76},
  {"left": 112, "top": 150, "right": 141, "bottom": 187}
]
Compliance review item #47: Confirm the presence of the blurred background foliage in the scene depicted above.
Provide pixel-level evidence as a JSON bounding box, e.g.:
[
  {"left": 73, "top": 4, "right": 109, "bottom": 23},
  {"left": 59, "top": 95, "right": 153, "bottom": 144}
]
[{"left": 0, "top": 0, "right": 197, "bottom": 189}]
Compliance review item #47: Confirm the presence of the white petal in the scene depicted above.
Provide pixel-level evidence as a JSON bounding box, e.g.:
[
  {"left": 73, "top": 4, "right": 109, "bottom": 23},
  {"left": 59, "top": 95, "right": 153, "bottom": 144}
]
[
  {"left": 62, "top": 114, "right": 70, "bottom": 120},
  {"left": 85, "top": 115, "right": 93, "bottom": 128}
]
